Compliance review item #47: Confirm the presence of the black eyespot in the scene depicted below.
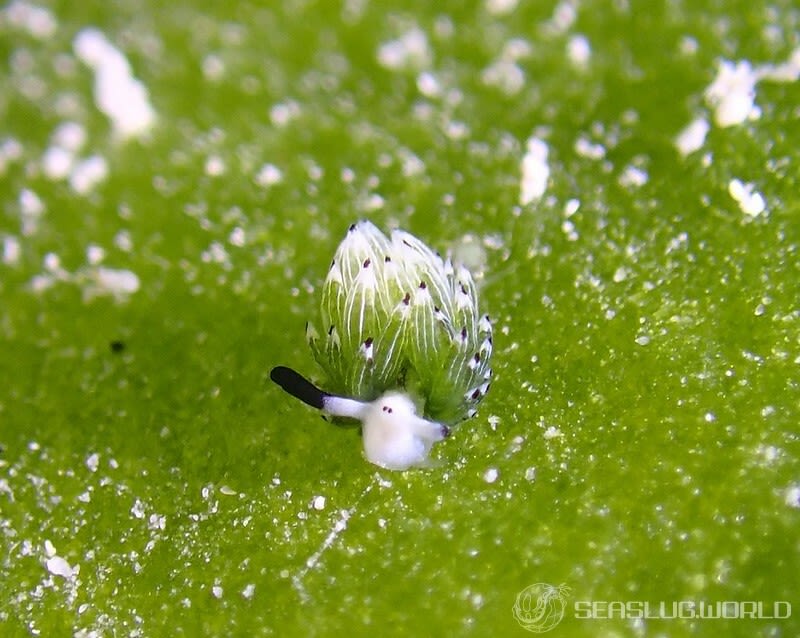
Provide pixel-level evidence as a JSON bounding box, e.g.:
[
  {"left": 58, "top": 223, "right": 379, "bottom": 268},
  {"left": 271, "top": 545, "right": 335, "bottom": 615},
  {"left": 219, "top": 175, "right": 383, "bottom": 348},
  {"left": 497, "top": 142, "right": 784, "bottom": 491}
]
[
  {"left": 382, "top": 405, "right": 392, "bottom": 413},
  {"left": 384, "top": 255, "right": 391, "bottom": 262}
]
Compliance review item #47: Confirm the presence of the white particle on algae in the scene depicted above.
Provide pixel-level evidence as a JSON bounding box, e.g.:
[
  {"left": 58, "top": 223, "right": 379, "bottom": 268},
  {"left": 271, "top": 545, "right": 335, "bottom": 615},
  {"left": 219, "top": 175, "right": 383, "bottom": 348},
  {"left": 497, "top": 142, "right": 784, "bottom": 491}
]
[
  {"left": 784, "top": 485, "right": 800, "bottom": 508},
  {"left": 255, "top": 163, "right": 283, "bottom": 187},
  {"left": 487, "top": 415, "right": 501, "bottom": 431},
  {"left": 53, "top": 121, "right": 87, "bottom": 152},
  {"left": 376, "top": 27, "right": 432, "bottom": 71},
  {"left": 635, "top": 335, "right": 650, "bottom": 346},
  {"left": 86, "top": 244, "right": 105, "bottom": 265},
  {"left": 90, "top": 266, "right": 140, "bottom": 298},
  {"left": 69, "top": 154, "right": 108, "bottom": 194},
  {"left": 574, "top": 136, "right": 606, "bottom": 160},
  {"left": 269, "top": 101, "right": 300, "bottom": 127},
  {"left": 148, "top": 514, "right": 166, "bottom": 530},
  {"left": 228, "top": 227, "right": 245, "bottom": 247},
  {"left": 564, "top": 198, "right": 580, "bottom": 217},
  {"left": 728, "top": 179, "right": 766, "bottom": 217},
  {"left": 524, "top": 467, "right": 537, "bottom": 481},
  {"left": 567, "top": 34, "right": 591, "bottom": 68},
  {"left": 211, "top": 586, "right": 223, "bottom": 599},
  {"left": 675, "top": 117, "right": 710, "bottom": 156},
  {"left": 73, "top": 28, "right": 156, "bottom": 138},
  {"left": 482, "top": 59, "right": 525, "bottom": 95},
  {"left": 130, "top": 498, "right": 146, "bottom": 519},
  {"left": 543, "top": 426, "right": 563, "bottom": 439},
  {"left": 3, "top": 0, "right": 58, "bottom": 39},
  {"left": 312, "top": 495, "right": 326, "bottom": 511},
  {"left": 705, "top": 60, "right": 759, "bottom": 127},
  {"left": 619, "top": 165, "right": 649, "bottom": 188},
  {"left": 204, "top": 155, "right": 226, "bottom": 176},
  {"left": 85, "top": 452, "right": 100, "bottom": 472},
  {"left": 42, "top": 146, "right": 74, "bottom": 179},
  {"left": 46, "top": 555, "right": 74, "bottom": 579},
  {"left": 519, "top": 136, "right": 550, "bottom": 205},
  {"left": 241, "top": 584, "right": 255, "bottom": 599},
  {"left": 416, "top": 71, "right": 441, "bottom": 98},
  {"left": 20, "top": 188, "right": 44, "bottom": 217},
  {"left": 44, "top": 539, "right": 57, "bottom": 557},
  {"left": 219, "top": 485, "right": 237, "bottom": 496},
  {"left": 485, "top": 0, "right": 518, "bottom": 15},
  {"left": 483, "top": 467, "right": 499, "bottom": 484},
  {"left": 2, "top": 235, "right": 21, "bottom": 265}
]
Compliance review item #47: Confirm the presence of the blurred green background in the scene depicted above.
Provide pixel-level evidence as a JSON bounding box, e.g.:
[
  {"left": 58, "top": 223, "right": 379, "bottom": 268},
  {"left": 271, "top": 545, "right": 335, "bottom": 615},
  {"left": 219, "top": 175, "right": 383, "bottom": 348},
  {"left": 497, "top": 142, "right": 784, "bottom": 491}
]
[{"left": 1, "top": 1, "right": 798, "bottom": 636}]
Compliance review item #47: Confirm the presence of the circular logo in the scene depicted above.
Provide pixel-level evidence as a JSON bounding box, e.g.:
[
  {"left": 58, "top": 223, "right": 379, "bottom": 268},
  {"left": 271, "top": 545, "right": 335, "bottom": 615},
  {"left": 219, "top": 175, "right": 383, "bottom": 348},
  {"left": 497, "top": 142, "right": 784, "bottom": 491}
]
[{"left": 512, "top": 582, "right": 571, "bottom": 633}]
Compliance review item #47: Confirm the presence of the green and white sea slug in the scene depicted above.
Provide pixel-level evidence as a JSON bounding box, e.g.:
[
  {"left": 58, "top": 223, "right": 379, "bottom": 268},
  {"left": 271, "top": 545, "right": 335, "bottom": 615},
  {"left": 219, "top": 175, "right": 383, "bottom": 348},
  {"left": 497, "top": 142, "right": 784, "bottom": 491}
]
[{"left": 271, "top": 220, "right": 493, "bottom": 470}]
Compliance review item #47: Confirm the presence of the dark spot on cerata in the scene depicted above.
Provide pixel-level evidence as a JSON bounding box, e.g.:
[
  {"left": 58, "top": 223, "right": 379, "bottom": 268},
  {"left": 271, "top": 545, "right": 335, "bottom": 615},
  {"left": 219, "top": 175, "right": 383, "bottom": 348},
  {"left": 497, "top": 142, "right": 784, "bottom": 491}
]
[
  {"left": 384, "top": 255, "right": 391, "bottom": 262},
  {"left": 471, "top": 388, "right": 482, "bottom": 400},
  {"left": 402, "top": 292, "right": 411, "bottom": 305},
  {"left": 461, "top": 327, "right": 468, "bottom": 341},
  {"left": 364, "top": 337, "right": 374, "bottom": 347},
  {"left": 419, "top": 281, "right": 427, "bottom": 290},
  {"left": 349, "top": 223, "right": 357, "bottom": 231},
  {"left": 328, "top": 325, "right": 335, "bottom": 335},
  {"left": 363, "top": 258, "right": 371, "bottom": 268}
]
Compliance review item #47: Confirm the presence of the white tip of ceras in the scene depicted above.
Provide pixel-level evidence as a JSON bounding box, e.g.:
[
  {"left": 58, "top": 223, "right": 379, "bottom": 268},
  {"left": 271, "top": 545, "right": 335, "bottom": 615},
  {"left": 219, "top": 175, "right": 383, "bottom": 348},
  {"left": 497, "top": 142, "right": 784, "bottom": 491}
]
[{"left": 323, "top": 391, "right": 449, "bottom": 471}]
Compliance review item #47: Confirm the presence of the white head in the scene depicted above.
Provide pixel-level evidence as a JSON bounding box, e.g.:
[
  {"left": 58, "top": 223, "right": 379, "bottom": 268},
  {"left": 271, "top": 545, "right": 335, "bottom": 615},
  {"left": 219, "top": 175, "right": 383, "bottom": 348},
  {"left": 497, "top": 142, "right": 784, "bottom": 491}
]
[
  {"left": 271, "top": 366, "right": 449, "bottom": 471},
  {"left": 324, "top": 391, "right": 449, "bottom": 470}
]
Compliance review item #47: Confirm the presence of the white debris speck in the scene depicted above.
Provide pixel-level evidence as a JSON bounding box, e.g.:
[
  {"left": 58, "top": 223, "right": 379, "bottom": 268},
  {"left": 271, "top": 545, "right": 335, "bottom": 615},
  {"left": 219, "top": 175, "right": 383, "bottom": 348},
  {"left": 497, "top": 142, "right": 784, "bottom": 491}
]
[
  {"left": 485, "top": 0, "right": 518, "bottom": 15},
  {"left": 114, "top": 230, "right": 133, "bottom": 252},
  {"left": 86, "top": 244, "right": 105, "bottom": 265},
  {"left": 3, "top": 0, "right": 58, "bottom": 39},
  {"left": 3, "top": 235, "right": 21, "bottom": 265},
  {"left": 416, "top": 71, "right": 441, "bottom": 98},
  {"left": 269, "top": 100, "right": 300, "bottom": 127},
  {"left": 377, "top": 27, "right": 431, "bottom": 71},
  {"left": 46, "top": 556, "right": 74, "bottom": 579},
  {"left": 91, "top": 266, "right": 140, "bottom": 298},
  {"left": 519, "top": 136, "right": 549, "bottom": 205},
  {"left": 242, "top": 584, "right": 256, "bottom": 599},
  {"left": 543, "top": 426, "right": 563, "bottom": 439},
  {"left": 0, "top": 137, "right": 23, "bottom": 175},
  {"left": 73, "top": 28, "right": 156, "bottom": 138},
  {"left": 675, "top": 117, "right": 710, "bottom": 156},
  {"left": 44, "top": 539, "right": 57, "bottom": 557},
  {"left": 483, "top": 467, "right": 499, "bottom": 483},
  {"left": 784, "top": 485, "right": 800, "bottom": 508},
  {"left": 619, "top": 165, "right": 649, "bottom": 188},
  {"left": 487, "top": 415, "right": 501, "bottom": 431},
  {"left": 219, "top": 485, "right": 237, "bottom": 496},
  {"left": 204, "top": 154, "right": 226, "bottom": 176},
  {"left": 635, "top": 335, "right": 651, "bottom": 346},
  {"left": 612, "top": 267, "right": 628, "bottom": 283},
  {"left": 728, "top": 178, "right": 766, "bottom": 217},
  {"left": 20, "top": 188, "right": 44, "bottom": 217},
  {"left": 53, "top": 121, "right": 87, "bottom": 152},
  {"left": 524, "top": 467, "right": 537, "bottom": 481},
  {"left": 574, "top": 136, "right": 606, "bottom": 160},
  {"left": 561, "top": 219, "right": 578, "bottom": 241},
  {"left": 211, "top": 586, "right": 224, "bottom": 599},
  {"left": 69, "top": 154, "right": 108, "bottom": 194},
  {"left": 130, "top": 498, "right": 146, "bottom": 519},
  {"left": 705, "top": 60, "right": 759, "bottom": 127},
  {"left": 228, "top": 226, "right": 246, "bottom": 247},
  {"left": 202, "top": 54, "right": 225, "bottom": 81},
  {"left": 546, "top": 0, "right": 577, "bottom": 34},
  {"left": 482, "top": 59, "right": 525, "bottom": 95},
  {"left": 255, "top": 163, "right": 283, "bottom": 187},
  {"left": 564, "top": 198, "right": 580, "bottom": 217},
  {"left": 312, "top": 495, "right": 327, "bottom": 511},
  {"left": 42, "top": 146, "right": 74, "bottom": 179},
  {"left": 567, "top": 34, "right": 591, "bottom": 68},
  {"left": 148, "top": 514, "right": 166, "bottom": 530},
  {"left": 85, "top": 452, "right": 100, "bottom": 472},
  {"left": 704, "top": 412, "right": 716, "bottom": 423}
]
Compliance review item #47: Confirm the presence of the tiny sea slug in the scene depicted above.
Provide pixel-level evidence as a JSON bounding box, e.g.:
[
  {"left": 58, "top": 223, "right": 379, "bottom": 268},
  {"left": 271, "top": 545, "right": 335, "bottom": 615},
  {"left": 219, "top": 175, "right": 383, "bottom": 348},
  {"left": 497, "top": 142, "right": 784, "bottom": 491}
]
[{"left": 271, "top": 220, "right": 492, "bottom": 470}]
